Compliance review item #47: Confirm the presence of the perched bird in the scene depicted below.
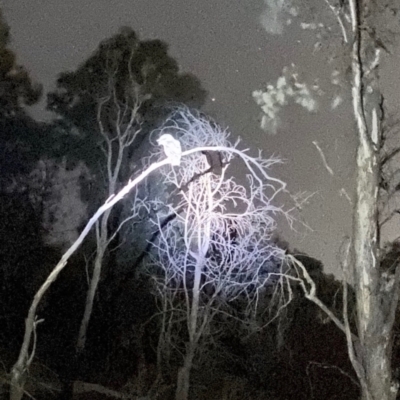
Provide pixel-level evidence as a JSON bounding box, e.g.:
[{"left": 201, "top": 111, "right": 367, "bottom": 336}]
[
  {"left": 202, "top": 150, "right": 223, "bottom": 175},
  {"left": 157, "top": 134, "right": 182, "bottom": 166}
]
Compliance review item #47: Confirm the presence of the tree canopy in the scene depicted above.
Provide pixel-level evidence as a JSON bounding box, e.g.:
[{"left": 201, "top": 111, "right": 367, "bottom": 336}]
[
  {"left": 47, "top": 27, "right": 206, "bottom": 133},
  {"left": 0, "top": 9, "right": 41, "bottom": 118},
  {"left": 0, "top": 9, "right": 46, "bottom": 184}
]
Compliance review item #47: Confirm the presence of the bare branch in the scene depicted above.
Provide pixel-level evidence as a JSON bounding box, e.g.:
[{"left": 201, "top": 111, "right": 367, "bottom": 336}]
[
  {"left": 286, "top": 255, "right": 355, "bottom": 339},
  {"left": 323, "top": 0, "right": 349, "bottom": 43},
  {"left": 312, "top": 141, "right": 334, "bottom": 176},
  {"left": 307, "top": 361, "right": 359, "bottom": 388},
  {"left": 312, "top": 140, "right": 353, "bottom": 206}
]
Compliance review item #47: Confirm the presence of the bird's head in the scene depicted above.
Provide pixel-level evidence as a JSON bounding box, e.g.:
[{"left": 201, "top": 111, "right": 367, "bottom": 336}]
[{"left": 157, "top": 134, "right": 175, "bottom": 145}]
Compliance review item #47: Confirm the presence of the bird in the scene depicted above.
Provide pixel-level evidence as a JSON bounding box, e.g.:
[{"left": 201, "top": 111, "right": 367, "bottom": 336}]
[
  {"left": 157, "top": 134, "right": 182, "bottom": 166},
  {"left": 202, "top": 150, "right": 223, "bottom": 175}
]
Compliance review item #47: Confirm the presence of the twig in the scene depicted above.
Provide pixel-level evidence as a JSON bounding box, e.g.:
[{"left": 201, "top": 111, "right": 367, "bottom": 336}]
[
  {"left": 307, "top": 361, "right": 359, "bottom": 388},
  {"left": 323, "top": 0, "right": 349, "bottom": 43},
  {"left": 312, "top": 141, "right": 334, "bottom": 176}
]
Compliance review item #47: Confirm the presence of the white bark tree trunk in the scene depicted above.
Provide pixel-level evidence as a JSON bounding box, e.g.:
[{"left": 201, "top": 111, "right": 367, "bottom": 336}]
[
  {"left": 174, "top": 253, "right": 205, "bottom": 400},
  {"left": 349, "top": 1, "right": 399, "bottom": 398},
  {"left": 352, "top": 124, "right": 396, "bottom": 400},
  {"left": 76, "top": 209, "right": 110, "bottom": 353}
]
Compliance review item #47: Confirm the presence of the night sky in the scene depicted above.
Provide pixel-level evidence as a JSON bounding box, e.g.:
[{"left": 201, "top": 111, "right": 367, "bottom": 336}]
[{"left": 4, "top": 0, "right": 398, "bottom": 275}]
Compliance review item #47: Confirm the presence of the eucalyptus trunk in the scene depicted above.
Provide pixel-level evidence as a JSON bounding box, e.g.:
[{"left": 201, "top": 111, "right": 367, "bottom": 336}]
[
  {"left": 76, "top": 209, "right": 110, "bottom": 353},
  {"left": 352, "top": 121, "right": 396, "bottom": 400},
  {"left": 349, "top": 1, "right": 399, "bottom": 398}
]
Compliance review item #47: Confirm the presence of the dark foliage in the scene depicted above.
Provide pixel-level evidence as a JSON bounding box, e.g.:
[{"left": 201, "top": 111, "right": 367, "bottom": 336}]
[
  {"left": 0, "top": 10, "right": 42, "bottom": 119},
  {"left": 46, "top": 27, "right": 207, "bottom": 172},
  {"left": 0, "top": 192, "right": 60, "bottom": 359}
]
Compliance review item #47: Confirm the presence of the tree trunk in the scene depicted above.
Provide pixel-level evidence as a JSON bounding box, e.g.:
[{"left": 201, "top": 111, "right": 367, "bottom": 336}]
[
  {"left": 352, "top": 138, "right": 397, "bottom": 400},
  {"left": 350, "top": 1, "right": 398, "bottom": 397},
  {"left": 362, "top": 337, "right": 396, "bottom": 400},
  {"left": 175, "top": 343, "right": 195, "bottom": 400},
  {"left": 76, "top": 242, "right": 106, "bottom": 352}
]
